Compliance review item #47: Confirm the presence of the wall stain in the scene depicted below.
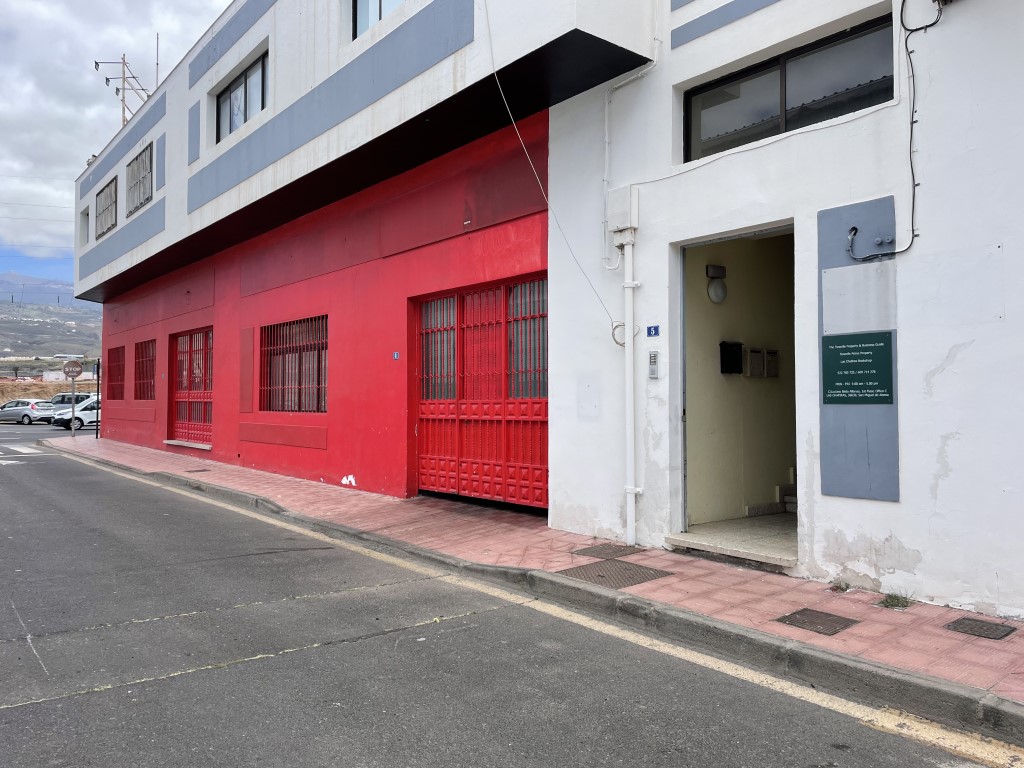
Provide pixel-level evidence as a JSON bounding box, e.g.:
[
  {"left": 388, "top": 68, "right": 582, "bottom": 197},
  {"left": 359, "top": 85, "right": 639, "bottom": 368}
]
[
  {"left": 930, "top": 431, "right": 960, "bottom": 502},
  {"left": 822, "top": 529, "right": 923, "bottom": 587},
  {"left": 923, "top": 340, "right": 974, "bottom": 398}
]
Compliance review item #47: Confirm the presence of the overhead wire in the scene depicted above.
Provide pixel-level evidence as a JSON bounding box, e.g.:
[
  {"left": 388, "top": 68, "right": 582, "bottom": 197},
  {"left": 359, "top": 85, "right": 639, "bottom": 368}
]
[
  {"left": 0, "top": 202, "right": 73, "bottom": 209},
  {"left": 851, "top": 0, "right": 942, "bottom": 261},
  {"left": 480, "top": 0, "right": 615, "bottom": 324}
]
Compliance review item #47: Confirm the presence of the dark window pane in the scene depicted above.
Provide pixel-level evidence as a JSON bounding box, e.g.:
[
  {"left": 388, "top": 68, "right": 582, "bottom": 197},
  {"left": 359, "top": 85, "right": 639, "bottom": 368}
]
[
  {"left": 690, "top": 67, "right": 781, "bottom": 160},
  {"left": 786, "top": 24, "right": 894, "bottom": 131}
]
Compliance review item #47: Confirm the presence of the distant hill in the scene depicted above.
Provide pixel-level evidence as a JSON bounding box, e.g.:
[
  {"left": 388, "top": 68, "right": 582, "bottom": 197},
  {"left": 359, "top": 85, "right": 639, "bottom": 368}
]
[
  {"left": 0, "top": 274, "right": 102, "bottom": 368},
  {"left": 0, "top": 272, "right": 99, "bottom": 311}
]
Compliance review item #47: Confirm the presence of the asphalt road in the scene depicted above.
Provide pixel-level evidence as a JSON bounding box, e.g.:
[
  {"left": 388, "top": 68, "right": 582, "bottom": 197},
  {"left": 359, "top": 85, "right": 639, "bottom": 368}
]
[{"left": 0, "top": 432, "right": 986, "bottom": 767}]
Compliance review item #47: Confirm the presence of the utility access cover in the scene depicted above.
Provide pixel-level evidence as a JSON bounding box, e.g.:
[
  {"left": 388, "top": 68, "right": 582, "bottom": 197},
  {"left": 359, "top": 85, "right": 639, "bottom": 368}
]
[
  {"left": 558, "top": 559, "right": 670, "bottom": 590},
  {"left": 572, "top": 544, "right": 642, "bottom": 559},
  {"left": 775, "top": 608, "right": 859, "bottom": 636},
  {"left": 944, "top": 617, "right": 1017, "bottom": 640}
]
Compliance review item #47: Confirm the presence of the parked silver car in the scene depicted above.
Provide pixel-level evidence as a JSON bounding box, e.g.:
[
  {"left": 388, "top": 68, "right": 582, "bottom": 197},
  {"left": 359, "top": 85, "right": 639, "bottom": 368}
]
[{"left": 0, "top": 399, "right": 55, "bottom": 424}]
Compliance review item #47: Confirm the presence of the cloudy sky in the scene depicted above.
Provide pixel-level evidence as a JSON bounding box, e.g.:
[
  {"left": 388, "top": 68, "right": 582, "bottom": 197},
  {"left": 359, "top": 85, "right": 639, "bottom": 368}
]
[{"left": 0, "top": 0, "right": 228, "bottom": 284}]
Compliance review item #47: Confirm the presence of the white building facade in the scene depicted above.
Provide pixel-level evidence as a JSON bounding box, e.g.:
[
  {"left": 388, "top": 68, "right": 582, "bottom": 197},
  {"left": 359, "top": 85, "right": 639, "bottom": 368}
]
[
  {"left": 548, "top": 0, "right": 1024, "bottom": 617},
  {"left": 75, "top": 0, "right": 1024, "bottom": 617}
]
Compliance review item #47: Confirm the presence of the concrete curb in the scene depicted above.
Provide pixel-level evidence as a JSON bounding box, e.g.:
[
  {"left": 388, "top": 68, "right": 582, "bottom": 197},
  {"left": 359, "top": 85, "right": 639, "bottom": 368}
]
[{"left": 47, "top": 443, "right": 1024, "bottom": 747}]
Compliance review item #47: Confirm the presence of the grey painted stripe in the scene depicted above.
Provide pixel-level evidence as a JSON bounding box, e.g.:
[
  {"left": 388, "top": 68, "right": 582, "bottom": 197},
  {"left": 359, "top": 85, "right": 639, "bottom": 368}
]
[
  {"left": 189, "top": 0, "right": 277, "bottom": 88},
  {"left": 155, "top": 134, "right": 166, "bottom": 190},
  {"left": 187, "top": 0, "right": 474, "bottom": 214},
  {"left": 817, "top": 197, "right": 899, "bottom": 502},
  {"left": 79, "top": 93, "right": 166, "bottom": 200},
  {"left": 671, "top": 0, "right": 698, "bottom": 10},
  {"left": 671, "top": 0, "right": 784, "bottom": 48},
  {"left": 79, "top": 198, "right": 166, "bottom": 279},
  {"left": 188, "top": 102, "right": 201, "bottom": 165}
]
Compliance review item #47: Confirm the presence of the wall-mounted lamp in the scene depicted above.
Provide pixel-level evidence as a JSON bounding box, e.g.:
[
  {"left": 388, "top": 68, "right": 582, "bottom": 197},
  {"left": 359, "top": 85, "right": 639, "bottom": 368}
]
[{"left": 706, "top": 264, "right": 727, "bottom": 304}]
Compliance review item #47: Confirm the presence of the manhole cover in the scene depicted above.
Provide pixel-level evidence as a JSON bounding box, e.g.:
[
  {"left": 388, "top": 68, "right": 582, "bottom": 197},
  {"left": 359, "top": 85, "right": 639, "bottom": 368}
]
[
  {"left": 944, "top": 617, "right": 1017, "bottom": 640},
  {"left": 558, "top": 559, "right": 671, "bottom": 590},
  {"left": 572, "top": 544, "right": 642, "bottom": 559},
  {"left": 775, "top": 608, "right": 859, "bottom": 636}
]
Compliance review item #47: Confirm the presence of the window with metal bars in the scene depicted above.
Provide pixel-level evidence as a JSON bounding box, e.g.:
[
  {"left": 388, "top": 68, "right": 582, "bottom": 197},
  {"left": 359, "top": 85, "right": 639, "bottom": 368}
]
[
  {"left": 106, "top": 346, "right": 126, "bottom": 400},
  {"left": 95, "top": 177, "right": 117, "bottom": 239},
  {"left": 259, "top": 315, "right": 328, "bottom": 412},
  {"left": 420, "top": 297, "right": 456, "bottom": 400},
  {"left": 134, "top": 339, "right": 156, "bottom": 400},
  {"left": 509, "top": 278, "right": 548, "bottom": 398},
  {"left": 126, "top": 143, "right": 153, "bottom": 217}
]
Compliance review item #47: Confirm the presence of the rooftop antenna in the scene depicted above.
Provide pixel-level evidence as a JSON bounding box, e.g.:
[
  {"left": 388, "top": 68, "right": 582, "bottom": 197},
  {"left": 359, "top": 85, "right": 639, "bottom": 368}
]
[
  {"left": 155, "top": 33, "right": 160, "bottom": 89},
  {"left": 94, "top": 55, "right": 151, "bottom": 126}
]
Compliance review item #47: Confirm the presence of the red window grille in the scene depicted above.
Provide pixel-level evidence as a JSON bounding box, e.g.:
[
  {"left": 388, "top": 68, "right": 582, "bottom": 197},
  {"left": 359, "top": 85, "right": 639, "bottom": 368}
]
[
  {"left": 134, "top": 339, "right": 156, "bottom": 400},
  {"left": 418, "top": 277, "right": 548, "bottom": 508},
  {"left": 106, "top": 346, "right": 125, "bottom": 400},
  {"left": 259, "top": 315, "right": 328, "bottom": 412},
  {"left": 171, "top": 327, "right": 214, "bottom": 444}
]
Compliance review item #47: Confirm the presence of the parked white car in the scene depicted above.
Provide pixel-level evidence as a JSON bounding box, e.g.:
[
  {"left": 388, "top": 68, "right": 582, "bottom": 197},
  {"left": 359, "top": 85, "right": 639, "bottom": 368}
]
[{"left": 51, "top": 395, "right": 101, "bottom": 430}]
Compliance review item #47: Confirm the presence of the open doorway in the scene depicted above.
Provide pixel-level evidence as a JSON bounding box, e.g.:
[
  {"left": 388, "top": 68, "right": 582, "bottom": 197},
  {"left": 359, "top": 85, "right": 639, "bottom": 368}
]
[{"left": 669, "top": 233, "right": 797, "bottom": 569}]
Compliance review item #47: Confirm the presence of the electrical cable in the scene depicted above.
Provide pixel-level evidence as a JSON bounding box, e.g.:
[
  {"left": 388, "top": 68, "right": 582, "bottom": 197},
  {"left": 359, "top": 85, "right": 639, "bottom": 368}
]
[
  {"left": 480, "top": 0, "right": 614, "bottom": 324},
  {"left": 0, "top": 216, "right": 73, "bottom": 223},
  {"left": 0, "top": 202, "right": 73, "bottom": 209},
  {"left": 0, "top": 175, "right": 73, "bottom": 182},
  {"left": 0, "top": 244, "right": 73, "bottom": 249},
  {"left": 851, "top": 0, "right": 943, "bottom": 262}
]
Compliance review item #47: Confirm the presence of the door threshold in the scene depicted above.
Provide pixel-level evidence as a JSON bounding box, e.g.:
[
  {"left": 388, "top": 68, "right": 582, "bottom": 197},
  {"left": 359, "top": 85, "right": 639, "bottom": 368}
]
[{"left": 665, "top": 513, "right": 797, "bottom": 569}]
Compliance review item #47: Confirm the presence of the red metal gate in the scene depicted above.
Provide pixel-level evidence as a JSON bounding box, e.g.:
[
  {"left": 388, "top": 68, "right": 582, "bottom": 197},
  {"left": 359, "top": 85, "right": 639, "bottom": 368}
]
[
  {"left": 171, "top": 327, "right": 214, "bottom": 444},
  {"left": 418, "top": 278, "right": 548, "bottom": 507}
]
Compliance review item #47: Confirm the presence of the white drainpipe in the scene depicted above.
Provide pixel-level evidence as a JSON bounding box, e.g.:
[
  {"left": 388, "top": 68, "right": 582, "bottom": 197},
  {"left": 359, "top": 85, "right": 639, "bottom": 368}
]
[{"left": 615, "top": 226, "right": 640, "bottom": 545}]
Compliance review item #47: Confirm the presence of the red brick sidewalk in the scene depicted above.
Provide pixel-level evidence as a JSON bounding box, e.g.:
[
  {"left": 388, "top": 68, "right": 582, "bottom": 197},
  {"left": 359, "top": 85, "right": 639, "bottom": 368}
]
[{"left": 44, "top": 435, "right": 1024, "bottom": 706}]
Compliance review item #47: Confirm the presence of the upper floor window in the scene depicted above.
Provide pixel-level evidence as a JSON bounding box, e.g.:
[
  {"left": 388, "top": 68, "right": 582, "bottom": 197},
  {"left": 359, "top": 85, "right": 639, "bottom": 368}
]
[
  {"left": 126, "top": 143, "right": 153, "bottom": 218},
  {"left": 217, "top": 53, "right": 268, "bottom": 143},
  {"left": 353, "top": 0, "right": 404, "bottom": 37},
  {"left": 95, "top": 178, "right": 117, "bottom": 239},
  {"left": 685, "top": 17, "right": 893, "bottom": 161}
]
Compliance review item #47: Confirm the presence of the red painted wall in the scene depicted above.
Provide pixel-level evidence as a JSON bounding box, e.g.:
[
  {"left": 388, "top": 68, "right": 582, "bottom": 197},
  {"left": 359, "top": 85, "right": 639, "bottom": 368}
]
[{"left": 100, "top": 113, "right": 548, "bottom": 498}]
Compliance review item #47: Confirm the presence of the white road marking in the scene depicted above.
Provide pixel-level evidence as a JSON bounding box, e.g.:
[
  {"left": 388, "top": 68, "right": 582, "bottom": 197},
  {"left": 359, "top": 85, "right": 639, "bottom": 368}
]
[
  {"left": 9, "top": 599, "right": 49, "bottom": 677},
  {"left": 7, "top": 446, "right": 41, "bottom": 454},
  {"left": 52, "top": 451, "right": 1024, "bottom": 767},
  {"left": 0, "top": 460, "right": 24, "bottom": 466}
]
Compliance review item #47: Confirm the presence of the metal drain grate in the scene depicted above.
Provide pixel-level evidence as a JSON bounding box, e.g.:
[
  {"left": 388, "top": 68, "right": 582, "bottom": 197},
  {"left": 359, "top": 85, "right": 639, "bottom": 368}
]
[
  {"left": 558, "top": 559, "right": 671, "bottom": 590},
  {"left": 572, "top": 544, "right": 642, "bottom": 559},
  {"left": 185, "top": 469, "right": 211, "bottom": 473},
  {"left": 775, "top": 608, "right": 859, "bottom": 636},
  {"left": 944, "top": 617, "right": 1017, "bottom": 640}
]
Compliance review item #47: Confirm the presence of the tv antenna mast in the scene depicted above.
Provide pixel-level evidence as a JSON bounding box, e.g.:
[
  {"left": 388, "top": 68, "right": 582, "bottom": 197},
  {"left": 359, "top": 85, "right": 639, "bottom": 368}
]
[{"left": 94, "top": 54, "right": 151, "bottom": 126}]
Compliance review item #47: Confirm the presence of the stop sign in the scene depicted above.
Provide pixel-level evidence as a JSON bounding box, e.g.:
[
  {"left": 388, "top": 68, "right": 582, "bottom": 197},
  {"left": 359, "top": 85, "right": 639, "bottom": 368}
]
[{"left": 63, "top": 360, "right": 84, "bottom": 379}]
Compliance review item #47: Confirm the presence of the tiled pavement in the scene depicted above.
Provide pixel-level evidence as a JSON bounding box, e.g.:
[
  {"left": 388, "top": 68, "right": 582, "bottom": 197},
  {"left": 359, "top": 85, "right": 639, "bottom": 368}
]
[{"left": 43, "top": 435, "right": 1024, "bottom": 706}]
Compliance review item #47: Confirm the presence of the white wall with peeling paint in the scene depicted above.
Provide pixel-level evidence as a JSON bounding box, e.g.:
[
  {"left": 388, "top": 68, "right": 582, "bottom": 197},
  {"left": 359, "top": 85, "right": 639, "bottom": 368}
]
[{"left": 548, "top": 0, "right": 1024, "bottom": 616}]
